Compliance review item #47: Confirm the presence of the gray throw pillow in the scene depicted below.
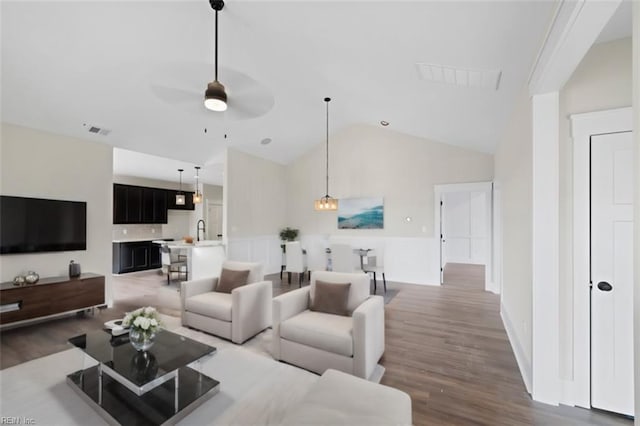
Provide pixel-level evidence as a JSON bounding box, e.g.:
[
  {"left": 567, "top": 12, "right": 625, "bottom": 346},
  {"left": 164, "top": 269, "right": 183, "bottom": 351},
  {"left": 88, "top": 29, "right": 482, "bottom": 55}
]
[
  {"left": 216, "top": 268, "right": 251, "bottom": 293},
  {"left": 310, "top": 280, "right": 352, "bottom": 316}
]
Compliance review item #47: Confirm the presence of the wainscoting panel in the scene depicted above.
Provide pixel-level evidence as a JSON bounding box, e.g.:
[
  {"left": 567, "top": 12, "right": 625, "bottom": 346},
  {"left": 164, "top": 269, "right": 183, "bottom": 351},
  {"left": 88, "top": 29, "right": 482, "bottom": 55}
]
[{"left": 226, "top": 236, "right": 282, "bottom": 275}]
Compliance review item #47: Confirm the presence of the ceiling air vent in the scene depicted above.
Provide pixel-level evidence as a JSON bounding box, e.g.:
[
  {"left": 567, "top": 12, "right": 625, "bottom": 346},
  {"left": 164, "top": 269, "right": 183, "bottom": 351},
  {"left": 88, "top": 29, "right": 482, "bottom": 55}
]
[
  {"left": 84, "top": 124, "right": 111, "bottom": 136},
  {"left": 416, "top": 63, "right": 502, "bottom": 90}
]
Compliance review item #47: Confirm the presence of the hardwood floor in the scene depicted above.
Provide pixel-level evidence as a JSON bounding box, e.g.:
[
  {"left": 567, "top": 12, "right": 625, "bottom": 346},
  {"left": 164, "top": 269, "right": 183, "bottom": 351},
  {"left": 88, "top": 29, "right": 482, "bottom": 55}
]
[{"left": 0, "top": 264, "right": 632, "bottom": 425}]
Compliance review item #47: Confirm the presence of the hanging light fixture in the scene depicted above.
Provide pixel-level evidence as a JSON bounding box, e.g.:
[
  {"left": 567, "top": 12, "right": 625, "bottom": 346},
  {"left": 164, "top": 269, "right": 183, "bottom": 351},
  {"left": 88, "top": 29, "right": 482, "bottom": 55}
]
[
  {"left": 314, "top": 97, "right": 338, "bottom": 211},
  {"left": 193, "top": 166, "right": 203, "bottom": 204},
  {"left": 204, "top": 0, "right": 227, "bottom": 112},
  {"left": 176, "top": 169, "right": 186, "bottom": 206}
]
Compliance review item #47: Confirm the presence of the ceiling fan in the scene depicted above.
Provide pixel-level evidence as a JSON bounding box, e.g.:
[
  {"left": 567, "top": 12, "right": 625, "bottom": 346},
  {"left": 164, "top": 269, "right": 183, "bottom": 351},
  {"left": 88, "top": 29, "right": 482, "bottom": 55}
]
[{"left": 149, "top": 0, "right": 274, "bottom": 121}]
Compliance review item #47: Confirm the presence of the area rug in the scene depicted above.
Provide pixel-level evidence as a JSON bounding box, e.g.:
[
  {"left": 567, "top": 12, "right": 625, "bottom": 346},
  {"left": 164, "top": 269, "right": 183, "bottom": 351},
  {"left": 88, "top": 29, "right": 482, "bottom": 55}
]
[{"left": 0, "top": 324, "right": 384, "bottom": 425}]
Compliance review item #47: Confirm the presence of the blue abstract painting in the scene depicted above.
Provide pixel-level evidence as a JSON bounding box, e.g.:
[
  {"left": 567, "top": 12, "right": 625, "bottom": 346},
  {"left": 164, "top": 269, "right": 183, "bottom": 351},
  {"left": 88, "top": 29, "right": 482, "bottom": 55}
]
[{"left": 338, "top": 197, "right": 384, "bottom": 229}]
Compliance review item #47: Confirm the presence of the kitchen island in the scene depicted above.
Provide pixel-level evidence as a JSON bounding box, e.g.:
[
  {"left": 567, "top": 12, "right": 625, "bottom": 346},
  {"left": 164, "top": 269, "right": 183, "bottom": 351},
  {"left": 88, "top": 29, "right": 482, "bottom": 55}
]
[{"left": 155, "top": 240, "right": 226, "bottom": 281}]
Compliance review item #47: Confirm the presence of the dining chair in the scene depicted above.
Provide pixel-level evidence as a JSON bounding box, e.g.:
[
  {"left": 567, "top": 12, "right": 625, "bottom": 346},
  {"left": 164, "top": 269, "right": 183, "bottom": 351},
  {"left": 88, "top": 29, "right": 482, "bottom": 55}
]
[
  {"left": 285, "top": 241, "right": 308, "bottom": 287},
  {"left": 330, "top": 243, "right": 362, "bottom": 273}
]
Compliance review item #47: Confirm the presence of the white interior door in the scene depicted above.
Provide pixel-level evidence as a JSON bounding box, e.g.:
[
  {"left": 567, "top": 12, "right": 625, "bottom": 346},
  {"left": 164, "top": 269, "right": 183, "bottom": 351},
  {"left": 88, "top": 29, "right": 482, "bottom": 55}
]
[
  {"left": 207, "top": 203, "right": 223, "bottom": 240},
  {"left": 590, "top": 131, "right": 634, "bottom": 416},
  {"left": 441, "top": 191, "right": 487, "bottom": 265}
]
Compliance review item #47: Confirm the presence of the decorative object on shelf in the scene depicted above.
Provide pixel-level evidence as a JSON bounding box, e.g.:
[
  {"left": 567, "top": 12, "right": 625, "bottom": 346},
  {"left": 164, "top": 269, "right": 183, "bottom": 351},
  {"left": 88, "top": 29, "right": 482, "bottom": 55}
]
[
  {"left": 13, "top": 275, "right": 26, "bottom": 286},
  {"left": 69, "top": 260, "right": 81, "bottom": 277},
  {"left": 122, "top": 306, "right": 162, "bottom": 351},
  {"left": 204, "top": 0, "right": 227, "bottom": 112},
  {"left": 314, "top": 97, "right": 338, "bottom": 211},
  {"left": 338, "top": 197, "right": 384, "bottom": 229},
  {"left": 176, "top": 169, "right": 186, "bottom": 206},
  {"left": 193, "top": 166, "right": 203, "bottom": 204},
  {"left": 24, "top": 271, "right": 39, "bottom": 284},
  {"left": 183, "top": 236, "right": 194, "bottom": 244}
]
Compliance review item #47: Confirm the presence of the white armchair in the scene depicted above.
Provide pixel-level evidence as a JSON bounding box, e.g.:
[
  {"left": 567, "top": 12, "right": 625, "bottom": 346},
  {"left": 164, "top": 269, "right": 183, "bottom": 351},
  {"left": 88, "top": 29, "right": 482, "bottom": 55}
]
[
  {"left": 272, "top": 271, "right": 385, "bottom": 379},
  {"left": 180, "top": 261, "right": 272, "bottom": 344}
]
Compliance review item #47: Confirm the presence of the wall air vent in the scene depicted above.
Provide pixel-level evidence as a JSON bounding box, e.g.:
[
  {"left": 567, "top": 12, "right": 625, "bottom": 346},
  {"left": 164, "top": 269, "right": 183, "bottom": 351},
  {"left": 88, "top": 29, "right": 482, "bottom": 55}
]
[{"left": 416, "top": 63, "right": 502, "bottom": 91}]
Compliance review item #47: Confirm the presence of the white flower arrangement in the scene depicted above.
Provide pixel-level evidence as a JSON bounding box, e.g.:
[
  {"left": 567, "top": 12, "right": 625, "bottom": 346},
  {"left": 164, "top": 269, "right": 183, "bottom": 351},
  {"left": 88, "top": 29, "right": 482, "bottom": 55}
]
[{"left": 122, "top": 306, "right": 162, "bottom": 338}]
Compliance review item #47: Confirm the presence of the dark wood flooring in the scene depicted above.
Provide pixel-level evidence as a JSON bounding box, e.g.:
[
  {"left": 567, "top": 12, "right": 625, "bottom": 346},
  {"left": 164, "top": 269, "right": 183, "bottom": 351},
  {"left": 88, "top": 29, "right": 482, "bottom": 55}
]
[{"left": 0, "top": 264, "right": 632, "bottom": 425}]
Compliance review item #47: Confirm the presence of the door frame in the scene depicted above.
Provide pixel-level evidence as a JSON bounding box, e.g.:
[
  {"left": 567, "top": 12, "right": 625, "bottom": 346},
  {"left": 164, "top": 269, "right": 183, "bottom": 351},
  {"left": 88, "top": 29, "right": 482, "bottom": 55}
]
[
  {"left": 205, "top": 200, "right": 223, "bottom": 240},
  {"left": 570, "top": 106, "right": 632, "bottom": 408},
  {"left": 434, "top": 181, "right": 494, "bottom": 291}
]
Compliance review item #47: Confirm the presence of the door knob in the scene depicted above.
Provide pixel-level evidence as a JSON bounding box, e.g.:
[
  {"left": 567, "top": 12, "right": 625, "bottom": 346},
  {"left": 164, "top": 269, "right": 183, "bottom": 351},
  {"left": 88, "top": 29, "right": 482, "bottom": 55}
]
[{"left": 597, "top": 281, "right": 613, "bottom": 292}]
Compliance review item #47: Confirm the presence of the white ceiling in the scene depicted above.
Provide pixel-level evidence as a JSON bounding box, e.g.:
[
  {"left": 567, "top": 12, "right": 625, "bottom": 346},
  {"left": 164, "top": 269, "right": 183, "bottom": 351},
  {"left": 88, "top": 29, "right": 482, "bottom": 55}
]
[{"left": 2, "top": 1, "right": 628, "bottom": 185}]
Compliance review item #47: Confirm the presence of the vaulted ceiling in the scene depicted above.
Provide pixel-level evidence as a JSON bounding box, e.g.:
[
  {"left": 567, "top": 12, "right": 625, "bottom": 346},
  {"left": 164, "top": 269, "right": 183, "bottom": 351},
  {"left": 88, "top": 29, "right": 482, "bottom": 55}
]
[{"left": 1, "top": 1, "right": 624, "bottom": 185}]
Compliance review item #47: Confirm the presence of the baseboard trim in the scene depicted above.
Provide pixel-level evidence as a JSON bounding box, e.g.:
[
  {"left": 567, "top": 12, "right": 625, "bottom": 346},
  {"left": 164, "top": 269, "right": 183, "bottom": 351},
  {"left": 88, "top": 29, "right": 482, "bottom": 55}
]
[{"left": 501, "top": 302, "right": 532, "bottom": 394}]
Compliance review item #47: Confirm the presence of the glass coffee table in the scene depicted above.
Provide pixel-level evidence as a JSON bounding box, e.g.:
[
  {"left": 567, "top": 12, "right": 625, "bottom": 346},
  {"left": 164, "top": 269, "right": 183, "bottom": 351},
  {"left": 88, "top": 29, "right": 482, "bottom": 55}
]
[{"left": 67, "top": 329, "right": 219, "bottom": 425}]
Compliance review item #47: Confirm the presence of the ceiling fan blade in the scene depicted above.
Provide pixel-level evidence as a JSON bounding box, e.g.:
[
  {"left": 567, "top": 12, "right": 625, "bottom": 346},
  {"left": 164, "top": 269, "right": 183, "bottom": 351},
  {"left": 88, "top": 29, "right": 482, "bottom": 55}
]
[
  {"left": 150, "top": 84, "right": 200, "bottom": 104},
  {"left": 150, "top": 62, "right": 274, "bottom": 120}
]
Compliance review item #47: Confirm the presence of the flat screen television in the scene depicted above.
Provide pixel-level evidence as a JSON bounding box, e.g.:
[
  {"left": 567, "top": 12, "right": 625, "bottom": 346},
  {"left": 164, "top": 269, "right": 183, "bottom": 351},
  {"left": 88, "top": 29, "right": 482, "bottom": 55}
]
[{"left": 0, "top": 196, "right": 87, "bottom": 254}]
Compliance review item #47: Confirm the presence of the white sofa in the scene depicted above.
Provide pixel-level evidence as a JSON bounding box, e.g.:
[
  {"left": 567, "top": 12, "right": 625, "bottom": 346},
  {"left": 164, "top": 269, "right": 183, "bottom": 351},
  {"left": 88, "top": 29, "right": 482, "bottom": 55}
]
[
  {"left": 180, "top": 261, "right": 272, "bottom": 344},
  {"left": 280, "top": 369, "right": 412, "bottom": 426},
  {"left": 272, "top": 271, "right": 385, "bottom": 379}
]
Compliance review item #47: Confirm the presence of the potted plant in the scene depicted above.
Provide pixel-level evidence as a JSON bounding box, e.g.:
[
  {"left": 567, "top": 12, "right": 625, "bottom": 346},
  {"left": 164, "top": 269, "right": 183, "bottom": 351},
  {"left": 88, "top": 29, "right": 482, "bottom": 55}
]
[{"left": 279, "top": 227, "right": 299, "bottom": 253}]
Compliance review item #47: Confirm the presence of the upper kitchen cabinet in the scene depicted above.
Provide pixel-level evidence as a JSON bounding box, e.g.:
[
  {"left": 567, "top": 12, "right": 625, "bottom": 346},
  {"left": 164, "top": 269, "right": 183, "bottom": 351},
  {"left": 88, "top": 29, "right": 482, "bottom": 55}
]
[
  {"left": 113, "top": 184, "right": 143, "bottom": 224},
  {"left": 142, "top": 187, "right": 168, "bottom": 223},
  {"left": 113, "top": 184, "right": 168, "bottom": 224},
  {"left": 166, "top": 189, "right": 195, "bottom": 211}
]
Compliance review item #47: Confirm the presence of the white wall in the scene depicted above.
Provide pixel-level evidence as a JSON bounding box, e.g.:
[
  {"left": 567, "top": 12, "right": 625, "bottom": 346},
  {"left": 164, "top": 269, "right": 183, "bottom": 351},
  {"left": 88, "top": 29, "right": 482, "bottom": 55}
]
[
  {"left": 285, "top": 124, "right": 493, "bottom": 284},
  {"left": 494, "top": 86, "right": 533, "bottom": 392},
  {"left": 0, "top": 123, "right": 113, "bottom": 301},
  {"left": 225, "top": 148, "right": 287, "bottom": 274},
  {"left": 287, "top": 124, "right": 493, "bottom": 238},
  {"left": 559, "top": 38, "right": 632, "bottom": 385},
  {"left": 633, "top": 3, "right": 640, "bottom": 420}
]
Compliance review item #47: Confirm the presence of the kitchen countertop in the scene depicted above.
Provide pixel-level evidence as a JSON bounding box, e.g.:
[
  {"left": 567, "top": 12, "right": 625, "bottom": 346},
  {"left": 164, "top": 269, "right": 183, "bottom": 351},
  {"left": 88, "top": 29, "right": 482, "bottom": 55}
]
[{"left": 112, "top": 238, "right": 175, "bottom": 243}]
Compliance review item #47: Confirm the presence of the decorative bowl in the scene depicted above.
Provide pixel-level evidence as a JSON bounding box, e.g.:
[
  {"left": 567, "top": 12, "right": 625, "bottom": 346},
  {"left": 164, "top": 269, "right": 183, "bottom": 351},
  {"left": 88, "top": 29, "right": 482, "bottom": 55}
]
[{"left": 24, "top": 271, "right": 39, "bottom": 284}]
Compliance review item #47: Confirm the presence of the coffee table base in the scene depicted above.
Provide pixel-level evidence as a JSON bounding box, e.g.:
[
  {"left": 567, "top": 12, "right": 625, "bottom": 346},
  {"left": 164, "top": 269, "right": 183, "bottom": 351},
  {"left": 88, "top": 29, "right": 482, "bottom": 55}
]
[{"left": 67, "top": 365, "right": 220, "bottom": 426}]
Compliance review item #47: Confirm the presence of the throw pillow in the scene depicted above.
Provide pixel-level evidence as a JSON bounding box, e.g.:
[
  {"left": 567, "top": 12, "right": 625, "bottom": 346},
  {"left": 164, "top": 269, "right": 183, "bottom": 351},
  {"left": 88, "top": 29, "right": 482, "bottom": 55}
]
[
  {"left": 310, "top": 280, "right": 351, "bottom": 316},
  {"left": 216, "top": 268, "right": 251, "bottom": 293}
]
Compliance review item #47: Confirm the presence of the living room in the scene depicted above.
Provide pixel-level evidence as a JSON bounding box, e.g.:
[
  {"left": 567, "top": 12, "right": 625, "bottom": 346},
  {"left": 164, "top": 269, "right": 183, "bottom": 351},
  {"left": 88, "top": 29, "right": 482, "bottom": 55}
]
[{"left": 1, "top": 1, "right": 639, "bottom": 425}]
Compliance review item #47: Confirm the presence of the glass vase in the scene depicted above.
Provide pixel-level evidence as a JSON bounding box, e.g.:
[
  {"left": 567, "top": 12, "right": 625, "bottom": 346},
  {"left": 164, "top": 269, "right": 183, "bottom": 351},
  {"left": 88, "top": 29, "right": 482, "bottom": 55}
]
[{"left": 129, "top": 328, "right": 156, "bottom": 352}]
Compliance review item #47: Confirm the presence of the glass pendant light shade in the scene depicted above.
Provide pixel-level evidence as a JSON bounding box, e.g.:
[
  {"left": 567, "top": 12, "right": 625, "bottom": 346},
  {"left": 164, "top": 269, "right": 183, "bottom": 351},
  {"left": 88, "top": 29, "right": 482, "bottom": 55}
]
[
  {"left": 314, "top": 97, "right": 338, "bottom": 211},
  {"left": 176, "top": 169, "right": 186, "bottom": 206},
  {"left": 193, "top": 166, "right": 203, "bottom": 204},
  {"left": 314, "top": 196, "right": 338, "bottom": 211}
]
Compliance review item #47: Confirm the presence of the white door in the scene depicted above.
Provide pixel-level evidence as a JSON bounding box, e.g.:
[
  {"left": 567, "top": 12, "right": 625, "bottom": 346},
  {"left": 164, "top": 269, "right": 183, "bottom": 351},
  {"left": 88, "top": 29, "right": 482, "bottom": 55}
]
[
  {"left": 207, "top": 203, "right": 223, "bottom": 240},
  {"left": 590, "top": 131, "right": 634, "bottom": 416},
  {"left": 441, "top": 191, "right": 487, "bottom": 266}
]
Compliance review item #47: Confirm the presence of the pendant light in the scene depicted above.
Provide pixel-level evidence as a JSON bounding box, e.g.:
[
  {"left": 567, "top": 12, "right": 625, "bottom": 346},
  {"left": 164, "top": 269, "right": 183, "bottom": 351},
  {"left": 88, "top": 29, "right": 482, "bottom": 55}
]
[
  {"left": 193, "top": 166, "right": 203, "bottom": 204},
  {"left": 204, "top": 0, "right": 227, "bottom": 112},
  {"left": 176, "top": 169, "right": 186, "bottom": 206},
  {"left": 314, "top": 97, "right": 338, "bottom": 211}
]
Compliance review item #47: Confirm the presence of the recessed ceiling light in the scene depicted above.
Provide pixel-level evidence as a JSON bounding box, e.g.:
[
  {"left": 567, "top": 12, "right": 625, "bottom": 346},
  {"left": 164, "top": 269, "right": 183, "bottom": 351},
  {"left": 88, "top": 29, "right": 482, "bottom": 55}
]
[
  {"left": 261, "top": 138, "right": 272, "bottom": 145},
  {"left": 380, "top": 121, "right": 389, "bottom": 127}
]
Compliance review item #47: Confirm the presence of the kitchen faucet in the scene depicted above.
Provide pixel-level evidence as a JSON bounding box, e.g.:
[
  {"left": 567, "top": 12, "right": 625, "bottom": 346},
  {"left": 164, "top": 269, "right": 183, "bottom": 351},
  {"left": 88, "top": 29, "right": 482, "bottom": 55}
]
[{"left": 197, "top": 219, "right": 206, "bottom": 242}]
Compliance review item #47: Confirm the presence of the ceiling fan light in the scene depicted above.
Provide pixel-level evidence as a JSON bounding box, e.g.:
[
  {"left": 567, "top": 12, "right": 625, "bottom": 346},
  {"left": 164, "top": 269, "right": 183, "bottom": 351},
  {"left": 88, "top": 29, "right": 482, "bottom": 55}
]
[{"left": 204, "top": 81, "right": 227, "bottom": 111}]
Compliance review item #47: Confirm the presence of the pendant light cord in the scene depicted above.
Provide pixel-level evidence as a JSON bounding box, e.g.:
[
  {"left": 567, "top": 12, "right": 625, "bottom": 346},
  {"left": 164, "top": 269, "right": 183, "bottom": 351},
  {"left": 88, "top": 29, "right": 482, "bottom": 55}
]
[
  {"left": 214, "top": 9, "right": 219, "bottom": 81},
  {"left": 325, "top": 98, "right": 330, "bottom": 198}
]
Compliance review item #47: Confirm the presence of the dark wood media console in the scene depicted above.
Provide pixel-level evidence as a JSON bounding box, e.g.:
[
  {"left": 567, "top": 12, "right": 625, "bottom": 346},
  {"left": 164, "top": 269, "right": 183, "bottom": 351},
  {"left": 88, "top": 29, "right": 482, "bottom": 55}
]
[{"left": 0, "top": 273, "right": 105, "bottom": 326}]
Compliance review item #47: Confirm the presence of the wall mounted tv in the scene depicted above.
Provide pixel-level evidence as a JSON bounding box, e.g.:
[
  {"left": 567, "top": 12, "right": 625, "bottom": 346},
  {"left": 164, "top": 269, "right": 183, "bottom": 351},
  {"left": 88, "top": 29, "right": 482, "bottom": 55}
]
[{"left": 0, "top": 196, "right": 87, "bottom": 254}]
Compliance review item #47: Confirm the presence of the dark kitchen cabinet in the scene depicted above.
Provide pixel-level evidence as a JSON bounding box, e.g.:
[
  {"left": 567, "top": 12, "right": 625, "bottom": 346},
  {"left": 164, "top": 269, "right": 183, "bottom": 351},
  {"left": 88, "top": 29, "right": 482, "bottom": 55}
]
[
  {"left": 113, "top": 184, "right": 143, "bottom": 224},
  {"left": 142, "top": 188, "right": 168, "bottom": 224},
  {"left": 114, "top": 184, "right": 168, "bottom": 224},
  {"left": 167, "top": 189, "right": 195, "bottom": 211},
  {"left": 113, "top": 240, "right": 165, "bottom": 274}
]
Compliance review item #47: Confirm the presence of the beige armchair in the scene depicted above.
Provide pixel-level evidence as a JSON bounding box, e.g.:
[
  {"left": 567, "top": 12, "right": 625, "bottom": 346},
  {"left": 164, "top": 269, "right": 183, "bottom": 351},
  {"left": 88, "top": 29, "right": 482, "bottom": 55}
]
[
  {"left": 180, "top": 261, "right": 272, "bottom": 344},
  {"left": 272, "top": 271, "right": 385, "bottom": 379}
]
